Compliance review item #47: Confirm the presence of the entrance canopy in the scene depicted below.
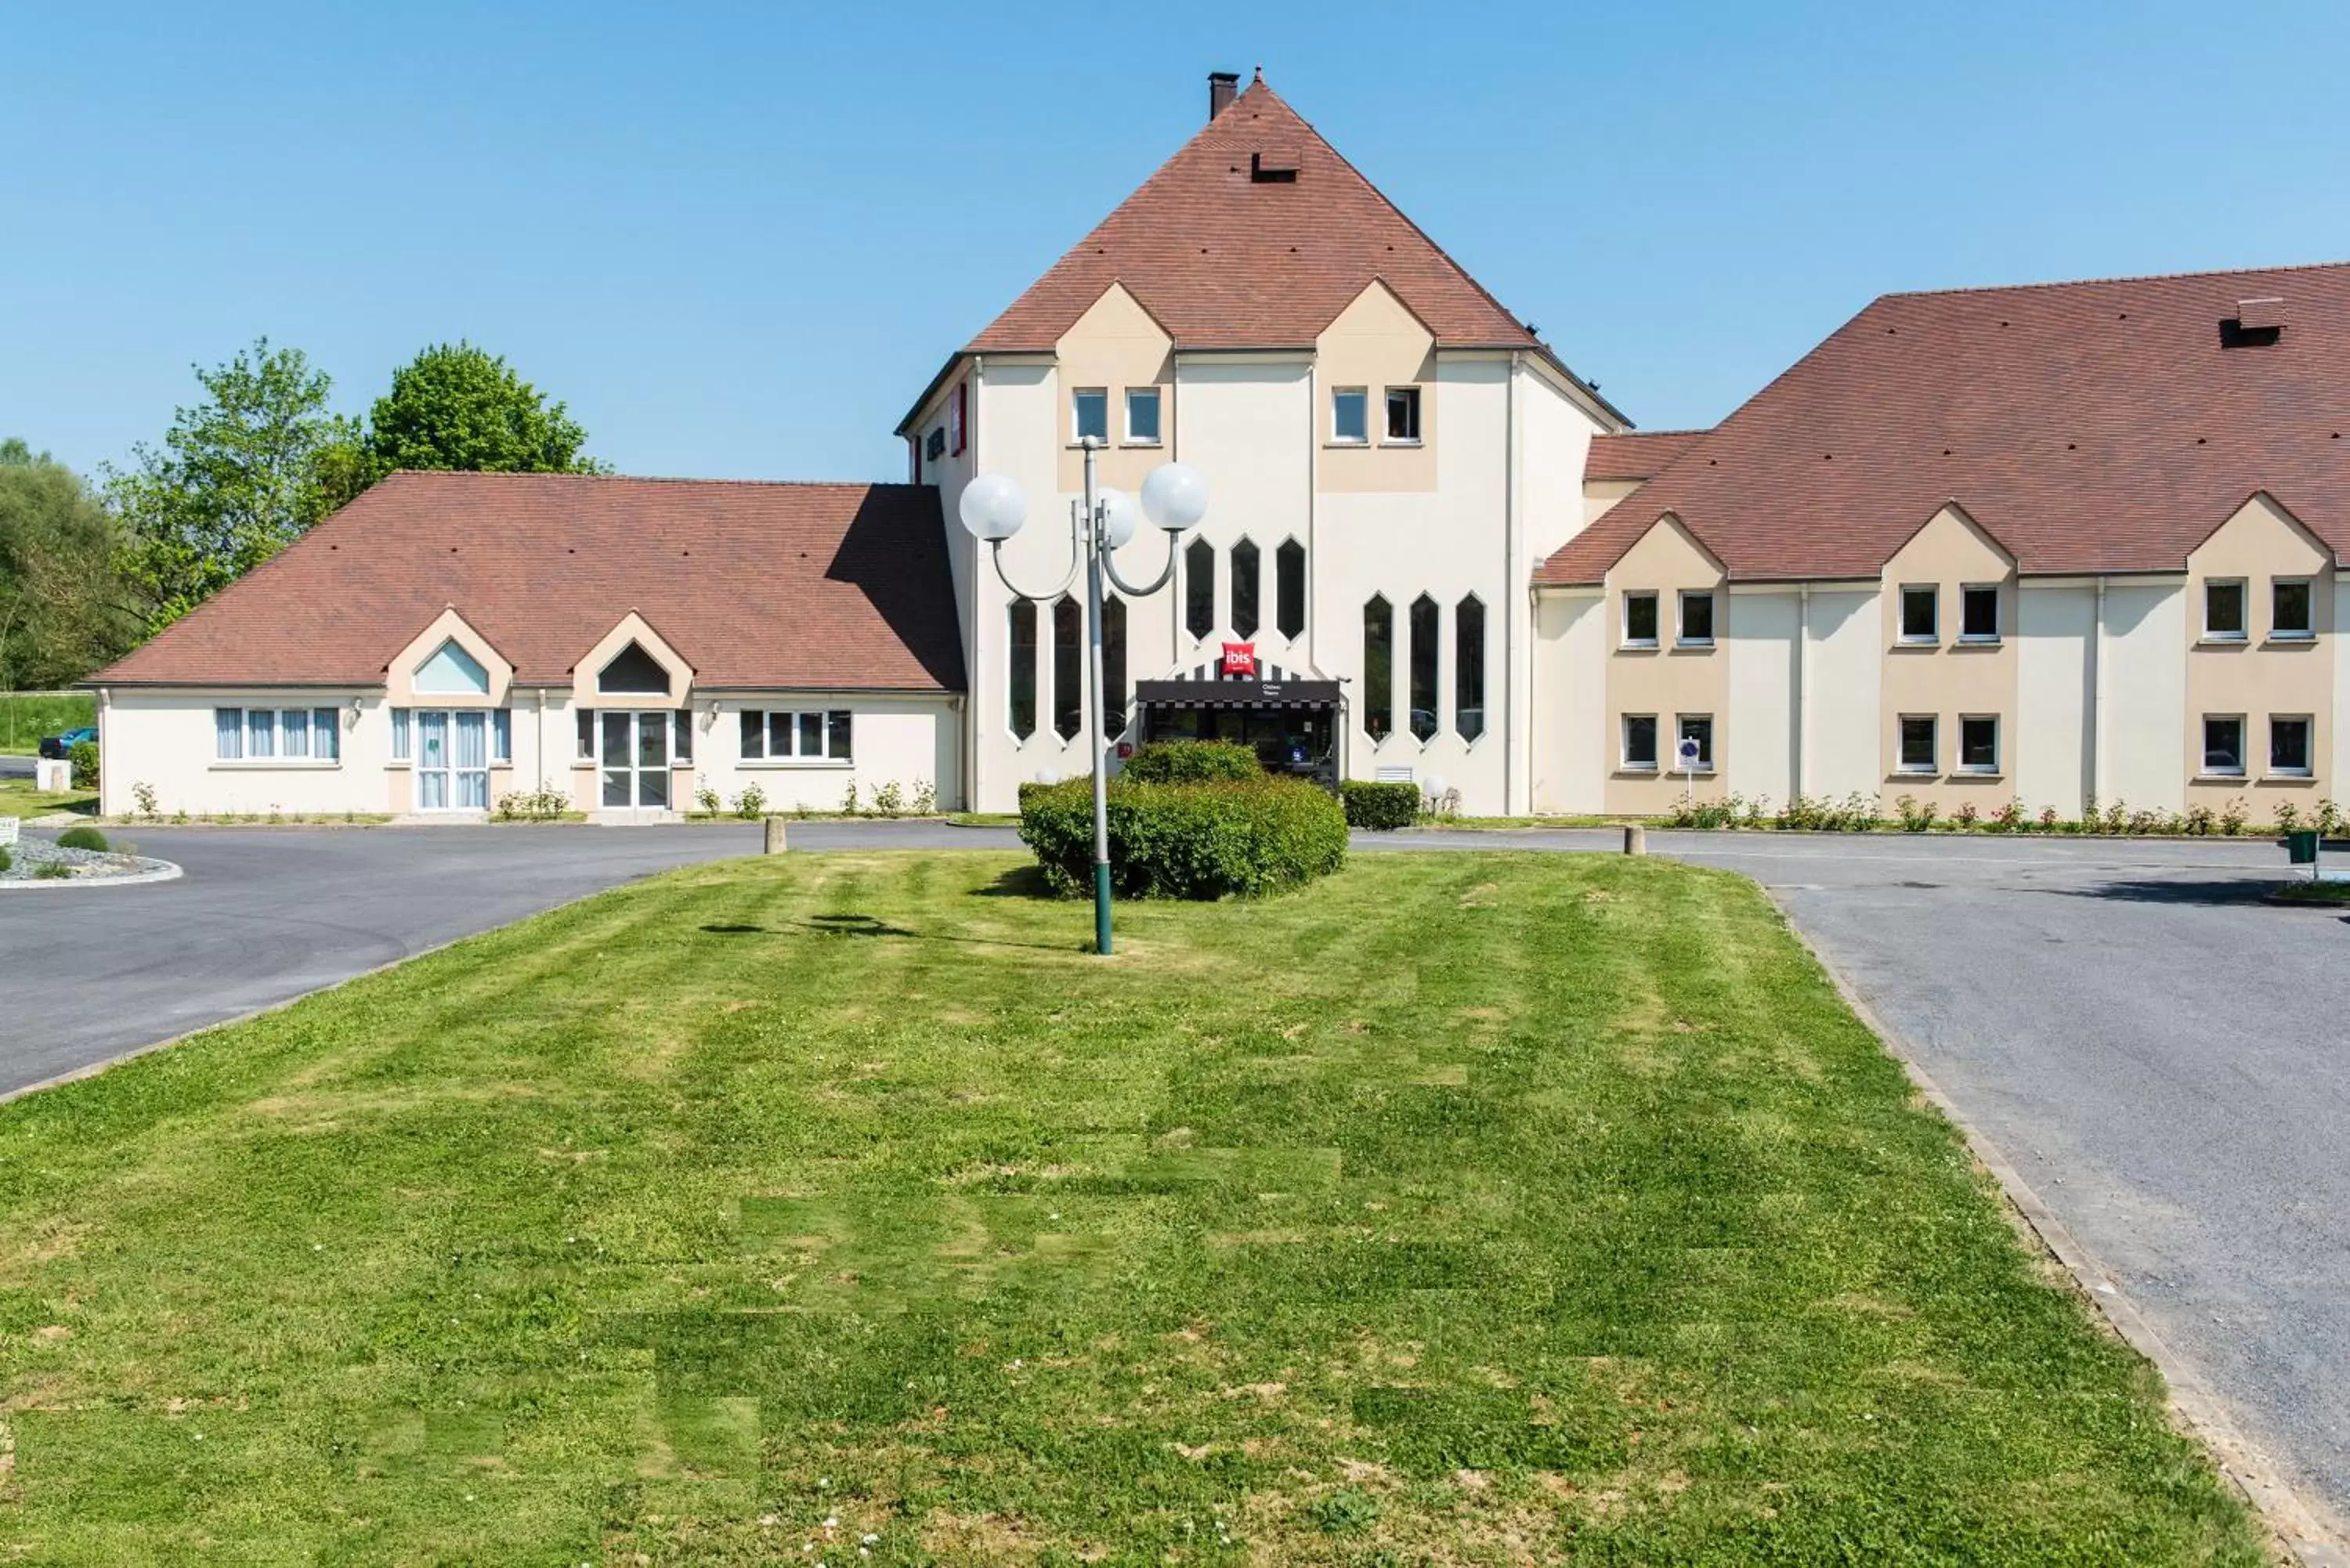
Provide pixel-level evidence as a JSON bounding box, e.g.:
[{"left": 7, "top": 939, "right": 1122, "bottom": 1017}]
[
  {"left": 1132, "top": 676, "right": 1341, "bottom": 710},
  {"left": 1132, "top": 659, "right": 1345, "bottom": 785}
]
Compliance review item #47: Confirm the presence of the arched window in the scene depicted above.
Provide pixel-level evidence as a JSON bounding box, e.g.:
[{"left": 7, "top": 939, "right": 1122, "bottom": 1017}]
[
  {"left": 1184, "top": 537, "right": 1215, "bottom": 640},
  {"left": 1101, "top": 594, "right": 1127, "bottom": 741},
  {"left": 1362, "top": 595, "right": 1393, "bottom": 741},
  {"left": 1230, "top": 538, "right": 1260, "bottom": 639},
  {"left": 1007, "top": 599, "right": 1037, "bottom": 739},
  {"left": 1455, "top": 594, "right": 1486, "bottom": 742},
  {"left": 1276, "top": 540, "right": 1306, "bottom": 638},
  {"left": 1409, "top": 594, "right": 1440, "bottom": 742},
  {"left": 1053, "top": 594, "right": 1083, "bottom": 741},
  {"left": 597, "top": 641, "right": 669, "bottom": 695}
]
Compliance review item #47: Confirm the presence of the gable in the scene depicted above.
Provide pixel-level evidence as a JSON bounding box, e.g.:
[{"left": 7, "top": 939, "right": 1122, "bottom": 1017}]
[
  {"left": 1883, "top": 504, "right": 2014, "bottom": 583},
  {"left": 2187, "top": 492, "right": 2333, "bottom": 575},
  {"left": 1607, "top": 515, "right": 1724, "bottom": 586}
]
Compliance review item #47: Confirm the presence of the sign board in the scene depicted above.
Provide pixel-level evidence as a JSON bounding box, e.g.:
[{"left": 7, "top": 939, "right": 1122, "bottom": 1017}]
[
  {"left": 1220, "top": 641, "right": 1258, "bottom": 677},
  {"left": 1676, "top": 736, "right": 1702, "bottom": 765},
  {"left": 0, "top": 817, "right": 16, "bottom": 849}
]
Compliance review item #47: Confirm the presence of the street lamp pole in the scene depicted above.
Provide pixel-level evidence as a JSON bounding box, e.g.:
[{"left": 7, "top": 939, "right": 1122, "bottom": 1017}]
[{"left": 958, "top": 441, "right": 1209, "bottom": 956}]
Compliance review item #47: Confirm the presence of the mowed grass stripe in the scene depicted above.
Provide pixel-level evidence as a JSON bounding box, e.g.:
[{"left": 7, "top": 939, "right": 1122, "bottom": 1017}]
[{"left": 0, "top": 851, "right": 2263, "bottom": 1565}]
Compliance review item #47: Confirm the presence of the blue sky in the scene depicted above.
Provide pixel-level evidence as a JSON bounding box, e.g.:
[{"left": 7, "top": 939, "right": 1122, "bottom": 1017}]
[{"left": 8, "top": 2, "right": 2349, "bottom": 483}]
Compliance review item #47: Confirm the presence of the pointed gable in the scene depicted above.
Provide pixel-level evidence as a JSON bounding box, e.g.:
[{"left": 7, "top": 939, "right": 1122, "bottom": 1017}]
[{"left": 969, "top": 77, "right": 1546, "bottom": 356}]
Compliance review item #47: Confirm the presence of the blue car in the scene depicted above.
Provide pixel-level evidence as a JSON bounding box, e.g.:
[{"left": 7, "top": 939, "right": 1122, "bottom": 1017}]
[{"left": 37, "top": 725, "right": 96, "bottom": 759}]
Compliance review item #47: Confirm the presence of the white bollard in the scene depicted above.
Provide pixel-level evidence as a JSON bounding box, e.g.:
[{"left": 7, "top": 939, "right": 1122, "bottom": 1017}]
[
  {"left": 1623, "top": 822, "right": 1647, "bottom": 856},
  {"left": 764, "top": 816, "right": 787, "bottom": 855}
]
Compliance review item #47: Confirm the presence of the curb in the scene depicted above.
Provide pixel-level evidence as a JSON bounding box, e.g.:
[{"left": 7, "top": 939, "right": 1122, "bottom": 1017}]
[
  {"left": 0, "top": 854, "right": 182, "bottom": 892},
  {"left": 1767, "top": 888, "right": 2350, "bottom": 1567}
]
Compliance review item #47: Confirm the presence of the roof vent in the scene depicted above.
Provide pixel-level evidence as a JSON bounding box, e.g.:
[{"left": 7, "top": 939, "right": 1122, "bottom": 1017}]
[
  {"left": 1249, "top": 143, "right": 1299, "bottom": 182},
  {"left": 1208, "top": 70, "right": 1238, "bottom": 121},
  {"left": 2222, "top": 297, "right": 2283, "bottom": 348}
]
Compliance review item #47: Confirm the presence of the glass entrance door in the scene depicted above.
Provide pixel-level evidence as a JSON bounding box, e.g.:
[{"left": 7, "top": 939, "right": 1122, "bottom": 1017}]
[
  {"left": 415, "top": 710, "right": 490, "bottom": 810},
  {"left": 600, "top": 711, "right": 671, "bottom": 810}
]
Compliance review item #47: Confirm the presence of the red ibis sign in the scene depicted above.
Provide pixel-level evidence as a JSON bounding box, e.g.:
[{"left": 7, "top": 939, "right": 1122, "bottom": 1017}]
[{"left": 1220, "top": 641, "right": 1257, "bottom": 677}]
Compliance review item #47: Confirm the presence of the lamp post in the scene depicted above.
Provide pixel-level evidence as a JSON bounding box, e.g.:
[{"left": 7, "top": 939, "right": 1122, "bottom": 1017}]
[{"left": 960, "top": 438, "right": 1209, "bottom": 955}]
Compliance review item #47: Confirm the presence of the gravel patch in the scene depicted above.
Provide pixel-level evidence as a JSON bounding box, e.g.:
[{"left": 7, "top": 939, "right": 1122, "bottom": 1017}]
[{"left": 1, "top": 833, "right": 179, "bottom": 887}]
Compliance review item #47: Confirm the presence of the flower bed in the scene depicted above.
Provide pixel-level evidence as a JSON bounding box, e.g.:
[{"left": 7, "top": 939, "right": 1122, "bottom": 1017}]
[{"left": 1661, "top": 790, "right": 2339, "bottom": 839}]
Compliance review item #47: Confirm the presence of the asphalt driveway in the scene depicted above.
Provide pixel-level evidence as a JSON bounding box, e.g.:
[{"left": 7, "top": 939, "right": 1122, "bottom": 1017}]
[{"left": 2, "top": 818, "right": 2341, "bottom": 1543}]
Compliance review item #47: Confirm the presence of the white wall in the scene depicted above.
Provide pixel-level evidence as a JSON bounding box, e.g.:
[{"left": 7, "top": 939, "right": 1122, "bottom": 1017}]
[
  {"left": 2016, "top": 583, "right": 2095, "bottom": 816},
  {"left": 2337, "top": 579, "right": 2350, "bottom": 790},
  {"left": 2099, "top": 583, "right": 2186, "bottom": 812},
  {"left": 1726, "top": 590, "right": 1799, "bottom": 804},
  {"left": 101, "top": 692, "right": 390, "bottom": 818},
  {"left": 1531, "top": 591, "right": 1605, "bottom": 812},
  {"left": 1806, "top": 591, "right": 1881, "bottom": 800},
  {"left": 685, "top": 695, "right": 962, "bottom": 814}
]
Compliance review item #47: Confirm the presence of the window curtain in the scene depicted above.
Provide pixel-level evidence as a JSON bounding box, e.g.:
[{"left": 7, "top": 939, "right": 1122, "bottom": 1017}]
[
  {"left": 454, "top": 712, "right": 489, "bottom": 807},
  {"left": 215, "top": 708, "right": 244, "bottom": 760},
  {"left": 314, "top": 709, "right": 342, "bottom": 761}
]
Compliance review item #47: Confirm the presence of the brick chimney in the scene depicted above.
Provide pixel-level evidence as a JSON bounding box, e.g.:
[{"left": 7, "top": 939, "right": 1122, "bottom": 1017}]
[{"left": 1208, "top": 70, "right": 1238, "bottom": 121}]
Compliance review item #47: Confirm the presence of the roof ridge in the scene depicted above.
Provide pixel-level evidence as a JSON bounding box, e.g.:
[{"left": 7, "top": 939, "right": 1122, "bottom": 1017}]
[
  {"left": 1880, "top": 257, "right": 2350, "bottom": 302},
  {"left": 378, "top": 470, "right": 923, "bottom": 491}
]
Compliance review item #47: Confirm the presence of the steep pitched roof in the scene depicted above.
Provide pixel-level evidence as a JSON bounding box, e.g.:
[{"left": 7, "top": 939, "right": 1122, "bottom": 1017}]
[
  {"left": 1542, "top": 261, "right": 2350, "bottom": 584},
  {"left": 96, "top": 472, "right": 964, "bottom": 692},
  {"left": 902, "top": 75, "right": 1619, "bottom": 429},
  {"left": 1585, "top": 429, "right": 1709, "bottom": 482}
]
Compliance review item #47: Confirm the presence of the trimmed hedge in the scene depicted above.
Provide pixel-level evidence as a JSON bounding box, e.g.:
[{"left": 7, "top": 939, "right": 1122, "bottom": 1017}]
[
  {"left": 1340, "top": 780, "right": 1420, "bottom": 830},
  {"left": 1018, "top": 776, "right": 1346, "bottom": 899},
  {"left": 1120, "top": 739, "right": 1260, "bottom": 785},
  {"left": 56, "top": 824, "right": 110, "bottom": 852}
]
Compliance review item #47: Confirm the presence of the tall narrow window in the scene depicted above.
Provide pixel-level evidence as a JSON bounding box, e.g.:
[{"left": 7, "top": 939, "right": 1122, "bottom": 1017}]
[
  {"left": 1007, "top": 599, "right": 1038, "bottom": 739},
  {"left": 1101, "top": 594, "right": 1127, "bottom": 741},
  {"left": 1276, "top": 540, "right": 1306, "bottom": 638},
  {"left": 1231, "top": 538, "right": 1260, "bottom": 639},
  {"left": 1052, "top": 594, "right": 1083, "bottom": 741},
  {"left": 1185, "top": 537, "right": 1215, "bottom": 640},
  {"left": 1363, "top": 595, "right": 1394, "bottom": 741},
  {"left": 1409, "top": 594, "right": 1440, "bottom": 742},
  {"left": 1455, "top": 595, "right": 1485, "bottom": 742}
]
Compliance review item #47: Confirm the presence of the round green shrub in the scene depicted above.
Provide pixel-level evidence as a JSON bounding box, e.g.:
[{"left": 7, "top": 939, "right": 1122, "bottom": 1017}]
[
  {"left": 0, "top": 844, "right": 12, "bottom": 874},
  {"left": 1120, "top": 739, "right": 1260, "bottom": 785},
  {"left": 56, "top": 824, "right": 110, "bottom": 852},
  {"left": 67, "top": 739, "right": 99, "bottom": 789},
  {"left": 1018, "top": 775, "right": 1346, "bottom": 899},
  {"left": 1340, "top": 779, "right": 1420, "bottom": 830}
]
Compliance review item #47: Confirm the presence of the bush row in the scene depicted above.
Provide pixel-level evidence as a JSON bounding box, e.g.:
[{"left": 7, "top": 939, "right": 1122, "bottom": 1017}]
[
  {"left": 1121, "top": 739, "right": 1260, "bottom": 784},
  {"left": 1665, "top": 790, "right": 2340, "bottom": 837},
  {"left": 1018, "top": 775, "right": 1347, "bottom": 899},
  {"left": 1339, "top": 779, "right": 1421, "bottom": 830}
]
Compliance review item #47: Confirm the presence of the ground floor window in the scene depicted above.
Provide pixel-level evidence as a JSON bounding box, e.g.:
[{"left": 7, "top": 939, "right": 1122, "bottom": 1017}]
[
  {"left": 1958, "top": 715, "right": 1999, "bottom": 774},
  {"left": 1455, "top": 594, "right": 1485, "bottom": 742},
  {"left": 396, "top": 707, "right": 508, "bottom": 768},
  {"left": 1053, "top": 594, "right": 1083, "bottom": 741},
  {"left": 1622, "top": 714, "right": 1658, "bottom": 771},
  {"left": 216, "top": 706, "right": 343, "bottom": 761},
  {"left": 2271, "top": 715, "right": 2313, "bottom": 776},
  {"left": 1897, "top": 714, "right": 1937, "bottom": 773},
  {"left": 416, "top": 710, "right": 492, "bottom": 809},
  {"left": 1008, "top": 599, "right": 1038, "bottom": 739},
  {"left": 1676, "top": 714, "right": 1715, "bottom": 771},
  {"left": 1408, "top": 594, "right": 1439, "bottom": 742},
  {"left": 740, "top": 708, "right": 852, "bottom": 762},
  {"left": 2203, "top": 715, "right": 2246, "bottom": 776}
]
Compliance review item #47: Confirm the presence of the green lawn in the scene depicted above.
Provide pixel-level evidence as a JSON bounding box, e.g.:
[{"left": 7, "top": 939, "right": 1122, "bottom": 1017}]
[
  {"left": 0, "top": 692, "right": 93, "bottom": 755},
  {"left": 0, "top": 853, "right": 2261, "bottom": 1564},
  {"left": 0, "top": 778, "right": 96, "bottom": 819}
]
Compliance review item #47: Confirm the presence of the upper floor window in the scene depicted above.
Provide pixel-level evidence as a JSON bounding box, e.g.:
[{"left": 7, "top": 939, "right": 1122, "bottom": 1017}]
[
  {"left": 1275, "top": 540, "right": 1307, "bottom": 638},
  {"left": 598, "top": 641, "right": 669, "bottom": 695},
  {"left": 1072, "top": 388, "right": 1108, "bottom": 444},
  {"left": 924, "top": 426, "right": 946, "bottom": 463},
  {"left": 1678, "top": 590, "right": 1715, "bottom": 647},
  {"left": 1331, "top": 387, "right": 1368, "bottom": 445},
  {"left": 1408, "top": 594, "right": 1440, "bottom": 742},
  {"left": 950, "top": 381, "right": 967, "bottom": 455},
  {"left": 417, "top": 638, "right": 490, "bottom": 695},
  {"left": 1384, "top": 386, "right": 1421, "bottom": 443},
  {"left": 1184, "top": 537, "right": 1216, "bottom": 640},
  {"left": 1899, "top": 585, "right": 1939, "bottom": 643},
  {"left": 1960, "top": 585, "right": 2001, "bottom": 642},
  {"left": 2273, "top": 579, "right": 2314, "bottom": 640},
  {"left": 1231, "top": 539, "right": 1260, "bottom": 639},
  {"left": 2204, "top": 579, "right": 2247, "bottom": 641},
  {"left": 1124, "top": 388, "right": 1162, "bottom": 445},
  {"left": 1622, "top": 591, "right": 1660, "bottom": 648}
]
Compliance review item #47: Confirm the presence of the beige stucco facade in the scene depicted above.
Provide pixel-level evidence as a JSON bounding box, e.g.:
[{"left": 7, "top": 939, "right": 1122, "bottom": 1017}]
[
  {"left": 1876, "top": 507, "right": 2019, "bottom": 807},
  {"left": 2183, "top": 493, "right": 2334, "bottom": 807},
  {"left": 1600, "top": 516, "right": 1728, "bottom": 815}
]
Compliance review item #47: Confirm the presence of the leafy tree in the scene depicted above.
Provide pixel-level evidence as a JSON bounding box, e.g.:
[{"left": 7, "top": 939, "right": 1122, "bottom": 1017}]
[
  {"left": 107, "top": 338, "right": 359, "bottom": 632},
  {"left": 0, "top": 443, "right": 142, "bottom": 688},
  {"left": 361, "top": 341, "right": 605, "bottom": 479}
]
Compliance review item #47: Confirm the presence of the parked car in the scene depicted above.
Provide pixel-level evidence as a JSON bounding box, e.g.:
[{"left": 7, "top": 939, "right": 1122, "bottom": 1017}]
[{"left": 37, "top": 726, "right": 96, "bottom": 759}]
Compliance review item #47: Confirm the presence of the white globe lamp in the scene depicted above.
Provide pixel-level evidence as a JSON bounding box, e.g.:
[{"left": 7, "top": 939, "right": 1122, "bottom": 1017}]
[
  {"left": 1424, "top": 772, "right": 1449, "bottom": 805},
  {"left": 1096, "top": 487, "right": 1140, "bottom": 551},
  {"left": 959, "top": 473, "right": 1028, "bottom": 542},
  {"left": 1140, "top": 461, "right": 1209, "bottom": 533}
]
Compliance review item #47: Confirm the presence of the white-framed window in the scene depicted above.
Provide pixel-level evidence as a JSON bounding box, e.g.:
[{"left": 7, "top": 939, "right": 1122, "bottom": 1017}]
[
  {"left": 497, "top": 709, "right": 515, "bottom": 764},
  {"left": 1677, "top": 589, "right": 1715, "bottom": 647},
  {"left": 1072, "top": 388, "right": 1108, "bottom": 444},
  {"left": 1331, "top": 387, "right": 1368, "bottom": 444},
  {"left": 2204, "top": 579, "right": 2247, "bottom": 641},
  {"left": 2272, "top": 578, "right": 2314, "bottom": 640},
  {"left": 739, "top": 708, "right": 852, "bottom": 763},
  {"left": 215, "top": 706, "right": 342, "bottom": 762},
  {"left": 1899, "top": 584, "right": 1939, "bottom": 643},
  {"left": 2270, "top": 715, "right": 2314, "bottom": 776},
  {"left": 1897, "top": 714, "right": 1937, "bottom": 774},
  {"left": 1622, "top": 713, "right": 1658, "bottom": 771},
  {"left": 392, "top": 707, "right": 411, "bottom": 761},
  {"left": 1383, "top": 385, "right": 1421, "bottom": 443},
  {"left": 1958, "top": 714, "right": 2000, "bottom": 774},
  {"left": 1622, "top": 591, "right": 1660, "bottom": 648},
  {"left": 1960, "top": 584, "right": 2001, "bottom": 642},
  {"left": 1675, "top": 714, "right": 1715, "bottom": 771},
  {"left": 1124, "top": 387, "right": 1162, "bottom": 445},
  {"left": 2202, "top": 714, "right": 2246, "bottom": 776}
]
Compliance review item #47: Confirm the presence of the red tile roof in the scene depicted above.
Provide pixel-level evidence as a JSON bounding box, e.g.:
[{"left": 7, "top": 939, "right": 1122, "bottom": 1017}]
[
  {"left": 1585, "top": 429, "right": 1709, "bottom": 481},
  {"left": 1543, "top": 262, "right": 2350, "bottom": 584},
  {"left": 902, "top": 76, "right": 1620, "bottom": 429},
  {"left": 95, "top": 472, "right": 964, "bottom": 692}
]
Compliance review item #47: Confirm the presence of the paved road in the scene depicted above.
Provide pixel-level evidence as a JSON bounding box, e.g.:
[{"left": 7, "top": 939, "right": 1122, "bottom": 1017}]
[
  {"left": 3, "top": 819, "right": 2341, "bottom": 1534},
  {"left": 0, "top": 753, "right": 34, "bottom": 779}
]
